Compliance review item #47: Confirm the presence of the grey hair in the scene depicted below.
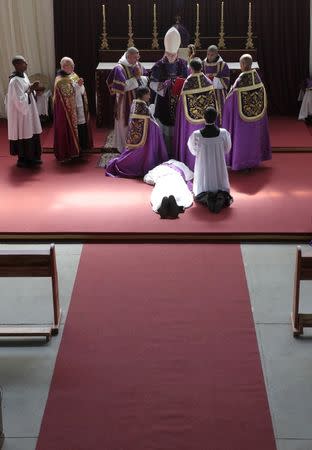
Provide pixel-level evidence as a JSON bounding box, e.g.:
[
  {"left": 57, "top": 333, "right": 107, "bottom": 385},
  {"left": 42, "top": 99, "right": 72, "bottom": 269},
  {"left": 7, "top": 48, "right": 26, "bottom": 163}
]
[
  {"left": 240, "top": 53, "right": 253, "bottom": 67},
  {"left": 207, "top": 45, "right": 218, "bottom": 53},
  {"left": 126, "top": 47, "right": 139, "bottom": 55},
  {"left": 60, "top": 56, "right": 74, "bottom": 68}
]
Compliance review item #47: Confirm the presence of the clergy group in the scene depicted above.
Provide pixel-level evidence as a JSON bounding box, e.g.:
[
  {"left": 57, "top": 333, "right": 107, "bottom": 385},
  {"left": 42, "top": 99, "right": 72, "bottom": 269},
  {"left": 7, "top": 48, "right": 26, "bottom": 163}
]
[{"left": 6, "top": 26, "right": 272, "bottom": 215}]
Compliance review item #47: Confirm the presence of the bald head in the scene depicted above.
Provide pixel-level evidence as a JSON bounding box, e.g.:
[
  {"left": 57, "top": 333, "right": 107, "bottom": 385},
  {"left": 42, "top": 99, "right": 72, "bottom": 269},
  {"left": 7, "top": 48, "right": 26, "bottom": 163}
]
[
  {"left": 207, "top": 45, "right": 219, "bottom": 63},
  {"left": 239, "top": 54, "right": 253, "bottom": 71},
  {"left": 126, "top": 47, "right": 140, "bottom": 65}
]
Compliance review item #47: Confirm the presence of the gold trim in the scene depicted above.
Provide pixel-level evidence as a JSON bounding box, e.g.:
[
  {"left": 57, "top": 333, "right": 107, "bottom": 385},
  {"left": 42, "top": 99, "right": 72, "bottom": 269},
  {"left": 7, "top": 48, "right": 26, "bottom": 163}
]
[
  {"left": 126, "top": 100, "right": 150, "bottom": 148},
  {"left": 237, "top": 85, "right": 267, "bottom": 122},
  {"left": 54, "top": 76, "right": 80, "bottom": 154},
  {"left": 182, "top": 76, "right": 218, "bottom": 124}
]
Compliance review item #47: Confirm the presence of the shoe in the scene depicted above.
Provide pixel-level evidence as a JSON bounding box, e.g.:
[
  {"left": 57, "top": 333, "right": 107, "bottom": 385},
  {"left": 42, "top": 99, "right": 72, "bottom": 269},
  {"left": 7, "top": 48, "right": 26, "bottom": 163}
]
[
  {"left": 33, "top": 159, "right": 43, "bottom": 165},
  {"left": 157, "top": 197, "right": 170, "bottom": 219},
  {"left": 207, "top": 192, "right": 217, "bottom": 213},
  {"left": 167, "top": 195, "right": 180, "bottom": 219},
  {"left": 214, "top": 191, "right": 226, "bottom": 213}
]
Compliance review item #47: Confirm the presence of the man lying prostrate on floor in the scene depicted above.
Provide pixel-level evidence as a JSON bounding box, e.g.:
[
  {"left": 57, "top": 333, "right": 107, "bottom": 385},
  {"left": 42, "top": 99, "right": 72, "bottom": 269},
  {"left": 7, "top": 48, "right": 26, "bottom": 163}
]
[
  {"left": 187, "top": 107, "right": 233, "bottom": 213},
  {"left": 144, "top": 159, "right": 194, "bottom": 219}
]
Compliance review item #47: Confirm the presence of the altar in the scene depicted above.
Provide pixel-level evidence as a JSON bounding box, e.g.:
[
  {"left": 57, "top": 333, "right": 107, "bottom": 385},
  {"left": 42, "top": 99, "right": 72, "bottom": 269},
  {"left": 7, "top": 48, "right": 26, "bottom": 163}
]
[
  {"left": 95, "top": 1, "right": 258, "bottom": 128},
  {"left": 95, "top": 59, "right": 259, "bottom": 128}
]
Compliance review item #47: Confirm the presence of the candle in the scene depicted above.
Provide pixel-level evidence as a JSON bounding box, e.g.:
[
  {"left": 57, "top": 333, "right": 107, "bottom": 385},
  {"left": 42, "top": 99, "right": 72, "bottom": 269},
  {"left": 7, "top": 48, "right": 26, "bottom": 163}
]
[
  {"left": 102, "top": 4, "right": 106, "bottom": 23},
  {"left": 221, "top": 1, "right": 224, "bottom": 21},
  {"left": 128, "top": 3, "right": 131, "bottom": 21},
  {"left": 196, "top": 3, "right": 199, "bottom": 21},
  {"left": 248, "top": 2, "right": 251, "bottom": 21},
  {"left": 153, "top": 3, "right": 156, "bottom": 21}
]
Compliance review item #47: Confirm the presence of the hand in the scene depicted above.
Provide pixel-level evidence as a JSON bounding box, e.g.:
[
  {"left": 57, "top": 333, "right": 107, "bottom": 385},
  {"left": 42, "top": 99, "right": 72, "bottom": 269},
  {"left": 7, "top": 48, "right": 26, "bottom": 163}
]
[
  {"left": 30, "top": 81, "right": 40, "bottom": 91},
  {"left": 77, "top": 78, "right": 84, "bottom": 86},
  {"left": 133, "top": 65, "right": 141, "bottom": 79},
  {"left": 162, "top": 79, "right": 172, "bottom": 92}
]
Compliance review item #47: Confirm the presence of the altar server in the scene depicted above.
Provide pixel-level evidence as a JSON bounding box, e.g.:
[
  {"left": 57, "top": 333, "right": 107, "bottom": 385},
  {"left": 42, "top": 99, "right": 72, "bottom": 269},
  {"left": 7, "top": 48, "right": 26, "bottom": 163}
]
[
  {"left": 188, "top": 107, "right": 233, "bottom": 213},
  {"left": 54, "top": 57, "right": 93, "bottom": 162},
  {"left": 150, "top": 27, "right": 188, "bottom": 155},
  {"left": 106, "top": 86, "right": 168, "bottom": 178},
  {"left": 173, "top": 57, "right": 217, "bottom": 171},
  {"left": 107, "top": 47, "right": 148, "bottom": 152},
  {"left": 298, "top": 78, "right": 312, "bottom": 123},
  {"left": 7, "top": 55, "right": 42, "bottom": 167},
  {"left": 203, "top": 45, "right": 230, "bottom": 124},
  {"left": 223, "top": 54, "right": 271, "bottom": 171}
]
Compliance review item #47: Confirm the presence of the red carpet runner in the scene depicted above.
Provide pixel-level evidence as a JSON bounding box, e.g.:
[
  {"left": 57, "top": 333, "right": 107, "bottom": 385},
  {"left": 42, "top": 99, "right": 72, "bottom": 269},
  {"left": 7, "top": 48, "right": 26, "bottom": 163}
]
[{"left": 36, "top": 244, "right": 276, "bottom": 450}]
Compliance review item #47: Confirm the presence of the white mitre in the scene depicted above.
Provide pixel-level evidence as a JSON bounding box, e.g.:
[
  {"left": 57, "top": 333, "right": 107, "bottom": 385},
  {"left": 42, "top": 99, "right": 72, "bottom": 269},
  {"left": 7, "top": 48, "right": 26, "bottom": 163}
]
[{"left": 164, "top": 27, "right": 181, "bottom": 53}]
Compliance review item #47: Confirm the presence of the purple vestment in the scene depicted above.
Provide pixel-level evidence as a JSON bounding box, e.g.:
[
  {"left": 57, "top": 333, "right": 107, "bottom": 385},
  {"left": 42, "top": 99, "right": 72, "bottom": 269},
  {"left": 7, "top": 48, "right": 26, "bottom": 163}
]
[
  {"left": 150, "top": 57, "right": 188, "bottom": 127},
  {"left": 106, "top": 99, "right": 168, "bottom": 178},
  {"left": 223, "top": 69, "right": 272, "bottom": 171},
  {"left": 107, "top": 61, "right": 147, "bottom": 126},
  {"left": 203, "top": 56, "right": 230, "bottom": 125},
  {"left": 173, "top": 73, "right": 217, "bottom": 171}
]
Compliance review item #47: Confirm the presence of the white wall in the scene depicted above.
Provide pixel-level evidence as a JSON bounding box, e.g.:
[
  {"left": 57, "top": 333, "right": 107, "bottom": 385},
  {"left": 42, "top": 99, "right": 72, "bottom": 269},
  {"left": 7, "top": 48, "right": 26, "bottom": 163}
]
[{"left": 0, "top": 0, "right": 55, "bottom": 118}]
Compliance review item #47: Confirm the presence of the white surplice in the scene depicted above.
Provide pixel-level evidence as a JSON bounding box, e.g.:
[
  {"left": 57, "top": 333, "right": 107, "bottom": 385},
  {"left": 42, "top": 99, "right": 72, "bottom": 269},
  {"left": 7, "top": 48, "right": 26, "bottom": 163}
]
[
  {"left": 7, "top": 73, "right": 42, "bottom": 141},
  {"left": 144, "top": 159, "right": 194, "bottom": 211},
  {"left": 298, "top": 89, "right": 312, "bottom": 120},
  {"left": 187, "top": 129, "right": 231, "bottom": 196}
]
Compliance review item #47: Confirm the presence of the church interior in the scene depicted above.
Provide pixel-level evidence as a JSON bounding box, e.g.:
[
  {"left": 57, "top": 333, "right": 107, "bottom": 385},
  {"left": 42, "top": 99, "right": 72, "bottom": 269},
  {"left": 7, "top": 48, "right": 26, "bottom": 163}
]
[{"left": 0, "top": 1, "right": 312, "bottom": 449}]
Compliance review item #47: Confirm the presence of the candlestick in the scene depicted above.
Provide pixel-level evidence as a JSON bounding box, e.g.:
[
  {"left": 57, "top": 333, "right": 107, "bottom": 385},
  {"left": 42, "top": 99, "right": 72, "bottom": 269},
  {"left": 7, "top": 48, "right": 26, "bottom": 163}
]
[
  {"left": 127, "top": 3, "right": 134, "bottom": 48},
  {"left": 151, "top": 2, "right": 159, "bottom": 49},
  {"left": 245, "top": 1, "right": 254, "bottom": 49},
  {"left": 194, "top": 2, "right": 201, "bottom": 48},
  {"left": 100, "top": 4, "right": 109, "bottom": 50},
  {"left": 218, "top": 1, "right": 226, "bottom": 49}
]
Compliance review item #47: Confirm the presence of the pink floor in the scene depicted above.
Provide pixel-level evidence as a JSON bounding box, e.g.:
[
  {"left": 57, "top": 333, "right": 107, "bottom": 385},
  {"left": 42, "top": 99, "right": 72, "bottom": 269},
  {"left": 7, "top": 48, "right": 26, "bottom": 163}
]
[
  {"left": 0, "top": 116, "right": 311, "bottom": 157},
  {"left": 0, "top": 152, "right": 311, "bottom": 238},
  {"left": 268, "top": 116, "right": 312, "bottom": 148}
]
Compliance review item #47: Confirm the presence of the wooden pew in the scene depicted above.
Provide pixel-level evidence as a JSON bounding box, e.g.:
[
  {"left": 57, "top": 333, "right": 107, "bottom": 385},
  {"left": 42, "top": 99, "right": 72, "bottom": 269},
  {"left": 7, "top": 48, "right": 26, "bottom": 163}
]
[
  {"left": 0, "top": 244, "right": 61, "bottom": 342},
  {"left": 291, "top": 246, "right": 312, "bottom": 337}
]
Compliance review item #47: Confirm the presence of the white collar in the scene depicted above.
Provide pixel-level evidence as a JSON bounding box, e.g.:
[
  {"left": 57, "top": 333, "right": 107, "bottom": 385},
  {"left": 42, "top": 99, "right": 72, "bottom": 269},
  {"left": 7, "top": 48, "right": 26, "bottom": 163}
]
[{"left": 118, "top": 53, "right": 135, "bottom": 67}]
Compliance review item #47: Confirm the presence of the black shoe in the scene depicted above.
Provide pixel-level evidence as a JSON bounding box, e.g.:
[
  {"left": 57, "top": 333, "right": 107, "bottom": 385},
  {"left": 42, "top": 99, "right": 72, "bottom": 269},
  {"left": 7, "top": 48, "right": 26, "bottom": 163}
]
[
  {"left": 33, "top": 159, "right": 43, "bottom": 165},
  {"left": 222, "top": 191, "right": 234, "bottom": 208},
  {"left": 157, "top": 197, "right": 170, "bottom": 219},
  {"left": 214, "top": 191, "right": 226, "bottom": 213},
  {"left": 207, "top": 192, "right": 217, "bottom": 213},
  {"left": 167, "top": 195, "right": 180, "bottom": 219}
]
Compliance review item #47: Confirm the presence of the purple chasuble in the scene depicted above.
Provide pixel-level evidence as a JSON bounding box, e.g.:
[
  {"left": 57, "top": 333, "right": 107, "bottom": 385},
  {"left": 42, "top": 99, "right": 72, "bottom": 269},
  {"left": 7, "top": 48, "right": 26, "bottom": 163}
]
[
  {"left": 223, "top": 69, "right": 272, "bottom": 171},
  {"left": 203, "top": 56, "right": 230, "bottom": 125},
  {"left": 173, "top": 73, "right": 217, "bottom": 171},
  {"left": 107, "top": 62, "right": 146, "bottom": 126},
  {"left": 106, "top": 99, "right": 168, "bottom": 178}
]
